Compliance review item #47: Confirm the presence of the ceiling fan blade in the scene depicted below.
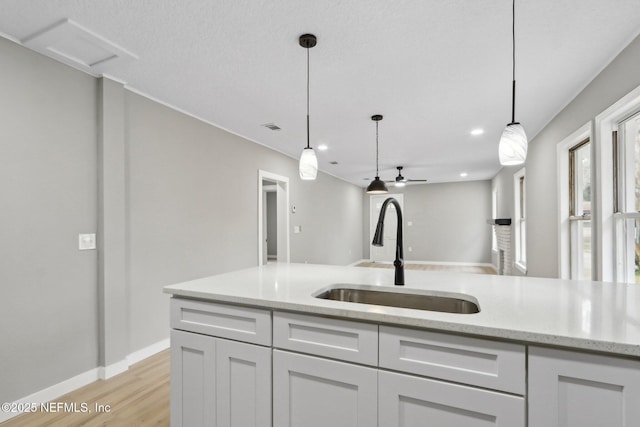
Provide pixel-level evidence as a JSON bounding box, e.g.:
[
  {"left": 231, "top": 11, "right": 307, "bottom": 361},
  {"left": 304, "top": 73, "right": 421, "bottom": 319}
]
[{"left": 406, "top": 179, "right": 428, "bottom": 182}]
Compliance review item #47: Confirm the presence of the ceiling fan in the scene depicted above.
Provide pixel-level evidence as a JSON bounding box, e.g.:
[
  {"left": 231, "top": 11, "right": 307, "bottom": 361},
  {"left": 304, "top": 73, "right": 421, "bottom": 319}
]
[{"left": 385, "top": 166, "right": 427, "bottom": 187}]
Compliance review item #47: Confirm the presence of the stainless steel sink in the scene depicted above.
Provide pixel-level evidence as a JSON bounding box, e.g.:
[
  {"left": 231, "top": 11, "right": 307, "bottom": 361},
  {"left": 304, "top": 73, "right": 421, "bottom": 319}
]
[{"left": 314, "top": 286, "right": 479, "bottom": 314}]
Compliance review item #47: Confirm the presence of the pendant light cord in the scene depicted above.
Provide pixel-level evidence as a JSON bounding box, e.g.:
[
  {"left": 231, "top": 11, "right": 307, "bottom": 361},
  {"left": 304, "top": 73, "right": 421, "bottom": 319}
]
[
  {"left": 375, "top": 121, "right": 380, "bottom": 177},
  {"left": 511, "top": 0, "right": 516, "bottom": 124},
  {"left": 306, "top": 45, "right": 310, "bottom": 149}
]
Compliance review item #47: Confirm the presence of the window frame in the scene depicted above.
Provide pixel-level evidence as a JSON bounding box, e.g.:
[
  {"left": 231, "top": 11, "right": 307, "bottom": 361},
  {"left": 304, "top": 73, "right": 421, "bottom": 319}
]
[
  {"left": 513, "top": 168, "right": 527, "bottom": 274},
  {"left": 594, "top": 84, "right": 640, "bottom": 282},
  {"left": 611, "top": 111, "right": 640, "bottom": 283}
]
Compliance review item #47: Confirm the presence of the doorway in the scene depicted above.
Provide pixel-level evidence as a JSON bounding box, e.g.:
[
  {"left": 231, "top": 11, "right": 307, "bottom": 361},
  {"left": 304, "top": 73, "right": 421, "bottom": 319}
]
[
  {"left": 258, "top": 170, "right": 290, "bottom": 265},
  {"left": 369, "top": 194, "right": 404, "bottom": 263}
]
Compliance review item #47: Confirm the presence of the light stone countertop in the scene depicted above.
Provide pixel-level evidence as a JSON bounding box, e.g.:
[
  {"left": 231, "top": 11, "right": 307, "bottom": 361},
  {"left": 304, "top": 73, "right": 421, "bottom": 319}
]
[{"left": 163, "top": 263, "right": 640, "bottom": 358}]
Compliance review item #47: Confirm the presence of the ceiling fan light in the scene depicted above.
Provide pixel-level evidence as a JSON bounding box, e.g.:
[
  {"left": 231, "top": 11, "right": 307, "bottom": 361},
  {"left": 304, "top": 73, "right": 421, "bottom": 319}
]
[
  {"left": 366, "top": 177, "right": 388, "bottom": 194},
  {"left": 299, "top": 147, "right": 318, "bottom": 180},
  {"left": 498, "top": 122, "right": 527, "bottom": 166},
  {"left": 395, "top": 181, "right": 406, "bottom": 188}
]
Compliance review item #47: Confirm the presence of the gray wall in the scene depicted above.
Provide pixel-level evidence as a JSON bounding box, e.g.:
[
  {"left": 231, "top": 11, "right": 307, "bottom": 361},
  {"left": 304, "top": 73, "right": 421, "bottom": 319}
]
[
  {"left": 0, "top": 38, "right": 99, "bottom": 403},
  {"left": 0, "top": 38, "right": 363, "bottom": 403},
  {"left": 363, "top": 181, "right": 492, "bottom": 264},
  {"left": 493, "top": 32, "right": 640, "bottom": 278},
  {"left": 126, "top": 92, "right": 364, "bottom": 351}
]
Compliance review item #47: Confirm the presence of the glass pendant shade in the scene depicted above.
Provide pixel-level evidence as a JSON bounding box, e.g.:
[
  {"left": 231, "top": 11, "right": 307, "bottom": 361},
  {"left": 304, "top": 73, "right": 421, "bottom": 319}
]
[
  {"left": 366, "top": 176, "right": 388, "bottom": 194},
  {"left": 299, "top": 147, "right": 318, "bottom": 180},
  {"left": 498, "top": 122, "right": 527, "bottom": 166}
]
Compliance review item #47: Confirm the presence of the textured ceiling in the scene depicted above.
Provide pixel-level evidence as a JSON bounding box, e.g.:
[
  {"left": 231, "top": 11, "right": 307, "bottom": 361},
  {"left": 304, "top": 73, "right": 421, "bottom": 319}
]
[{"left": 1, "top": 0, "right": 640, "bottom": 185}]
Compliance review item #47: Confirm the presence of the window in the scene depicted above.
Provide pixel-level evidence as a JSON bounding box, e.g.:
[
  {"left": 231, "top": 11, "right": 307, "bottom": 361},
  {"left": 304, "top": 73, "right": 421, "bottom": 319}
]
[
  {"left": 613, "top": 111, "right": 640, "bottom": 283},
  {"left": 594, "top": 84, "right": 640, "bottom": 282},
  {"left": 557, "top": 123, "right": 592, "bottom": 279},
  {"left": 514, "top": 168, "right": 526, "bottom": 273},
  {"left": 569, "top": 139, "right": 592, "bottom": 279}
]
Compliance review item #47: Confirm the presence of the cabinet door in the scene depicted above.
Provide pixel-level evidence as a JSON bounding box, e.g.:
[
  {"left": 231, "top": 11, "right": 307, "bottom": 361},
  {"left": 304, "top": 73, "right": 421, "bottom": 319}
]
[
  {"left": 171, "top": 329, "right": 216, "bottom": 427},
  {"left": 273, "top": 350, "right": 377, "bottom": 427},
  {"left": 529, "top": 346, "right": 640, "bottom": 427},
  {"left": 216, "top": 339, "right": 272, "bottom": 427},
  {"left": 379, "top": 371, "right": 524, "bottom": 427}
]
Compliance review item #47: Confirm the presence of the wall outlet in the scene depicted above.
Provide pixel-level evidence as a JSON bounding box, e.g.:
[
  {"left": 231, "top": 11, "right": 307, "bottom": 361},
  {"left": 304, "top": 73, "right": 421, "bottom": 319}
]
[
  {"left": 407, "top": 221, "right": 413, "bottom": 226},
  {"left": 408, "top": 246, "right": 413, "bottom": 252},
  {"left": 294, "top": 225, "right": 301, "bottom": 234},
  {"left": 79, "top": 233, "right": 96, "bottom": 250}
]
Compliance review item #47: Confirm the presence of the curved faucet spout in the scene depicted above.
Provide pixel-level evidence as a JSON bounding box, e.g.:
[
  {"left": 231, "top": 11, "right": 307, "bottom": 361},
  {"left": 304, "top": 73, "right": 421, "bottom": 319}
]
[{"left": 372, "top": 197, "right": 404, "bottom": 286}]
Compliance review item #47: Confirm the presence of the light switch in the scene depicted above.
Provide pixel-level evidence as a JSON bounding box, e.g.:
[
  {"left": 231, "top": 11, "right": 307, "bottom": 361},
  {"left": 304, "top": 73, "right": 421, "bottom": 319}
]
[
  {"left": 79, "top": 233, "right": 96, "bottom": 250},
  {"left": 294, "top": 225, "right": 301, "bottom": 234},
  {"left": 407, "top": 221, "right": 413, "bottom": 226}
]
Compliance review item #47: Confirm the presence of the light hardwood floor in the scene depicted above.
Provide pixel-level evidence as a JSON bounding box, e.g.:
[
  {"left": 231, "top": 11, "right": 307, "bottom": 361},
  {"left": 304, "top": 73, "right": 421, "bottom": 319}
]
[
  {"left": 2, "top": 350, "right": 170, "bottom": 427},
  {"left": 356, "top": 261, "right": 496, "bottom": 275}
]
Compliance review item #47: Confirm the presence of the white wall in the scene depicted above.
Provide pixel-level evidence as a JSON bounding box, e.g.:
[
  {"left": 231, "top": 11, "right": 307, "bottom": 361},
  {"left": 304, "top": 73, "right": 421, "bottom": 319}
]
[
  {"left": 493, "top": 32, "right": 640, "bottom": 278},
  {"left": 363, "top": 181, "right": 493, "bottom": 264}
]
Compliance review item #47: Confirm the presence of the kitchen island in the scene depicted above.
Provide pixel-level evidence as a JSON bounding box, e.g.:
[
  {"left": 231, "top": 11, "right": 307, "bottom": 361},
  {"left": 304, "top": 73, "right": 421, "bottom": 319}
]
[{"left": 164, "top": 263, "right": 640, "bottom": 427}]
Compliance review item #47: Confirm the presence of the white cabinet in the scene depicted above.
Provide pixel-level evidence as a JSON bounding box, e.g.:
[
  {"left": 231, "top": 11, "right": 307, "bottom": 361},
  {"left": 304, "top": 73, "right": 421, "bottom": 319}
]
[
  {"left": 272, "top": 349, "right": 377, "bottom": 427},
  {"left": 529, "top": 346, "right": 640, "bottom": 427},
  {"left": 273, "top": 311, "right": 378, "bottom": 366},
  {"left": 380, "top": 326, "right": 525, "bottom": 394},
  {"left": 171, "top": 330, "right": 272, "bottom": 427},
  {"left": 379, "top": 371, "right": 525, "bottom": 427},
  {"left": 171, "top": 329, "right": 216, "bottom": 427},
  {"left": 170, "top": 298, "right": 272, "bottom": 427},
  {"left": 216, "top": 339, "right": 271, "bottom": 427},
  {"left": 170, "top": 297, "right": 640, "bottom": 427}
]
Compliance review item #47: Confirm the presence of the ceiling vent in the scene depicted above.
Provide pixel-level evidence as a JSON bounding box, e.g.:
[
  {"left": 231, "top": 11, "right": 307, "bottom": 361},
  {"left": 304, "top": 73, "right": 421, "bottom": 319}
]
[
  {"left": 261, "top": 123, "right": 281, "bottom": 131},
  {"left": 22, "top": 19, "right": 137, "bottom": 77}
]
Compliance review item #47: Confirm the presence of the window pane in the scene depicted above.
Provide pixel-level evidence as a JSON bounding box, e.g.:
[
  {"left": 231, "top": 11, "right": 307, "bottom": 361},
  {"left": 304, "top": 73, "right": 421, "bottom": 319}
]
[
  {"left": 634, "top": 117, "right": 640, "bottom": 211},
  {"left": 616, "top": 217, "right": 640, "bottom": 284},
  {"left": 618, "top": 112, "right": 640, "bottom": 212},
  {"left": 570, "top": 141, "right": 591, "bottom": 216},
  {"left": 570, "top": 220, "right": 591, "bottom": 280}
]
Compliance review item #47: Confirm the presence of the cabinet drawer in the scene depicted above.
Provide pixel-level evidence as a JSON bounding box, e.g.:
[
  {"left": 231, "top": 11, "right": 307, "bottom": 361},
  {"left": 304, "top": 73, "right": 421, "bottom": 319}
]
[
  {"left": 379, "top": 370, "right": 525, "bottom": 427},
  {"left": 171, "top": 298, "right": 271, "bottom": 346},
  {"left": 380, "top": 326, "right": 525, "bottom": 394},
  {"left": 273, "top": 311, "right": 378, "bottom": 366}
]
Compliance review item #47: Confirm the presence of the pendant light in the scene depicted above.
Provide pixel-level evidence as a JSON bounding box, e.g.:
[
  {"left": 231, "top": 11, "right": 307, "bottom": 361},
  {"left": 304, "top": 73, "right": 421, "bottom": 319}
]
[
  {"left": 366, "top": 115, "right": 389, "bottom": 194},
  {"left": 498, "top": 0, "right": 527, "bottom": 166},
  {"left": 298, "top": 34, "right": 318, "bottom": 180}
]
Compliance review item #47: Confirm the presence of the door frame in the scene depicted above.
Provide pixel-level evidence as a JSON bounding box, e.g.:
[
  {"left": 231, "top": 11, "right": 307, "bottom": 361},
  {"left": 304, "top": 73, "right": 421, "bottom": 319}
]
[{"left": 258, "top": 170, "right": 290, "bottom": 265}]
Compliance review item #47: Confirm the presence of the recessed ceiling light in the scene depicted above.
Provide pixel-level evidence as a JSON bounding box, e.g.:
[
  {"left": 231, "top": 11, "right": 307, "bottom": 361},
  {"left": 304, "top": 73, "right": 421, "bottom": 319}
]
[
  {"left": 460, "top": 172, "right": 468, "bottom": 177},
  {"left": 318, "top": 144, "right": 328, "bottom": 151},
  {"left": 470, "top": 129, "right": 484, "bottom": 136},
  {"left": 329, "top": 161, "right": 338, "bottom": 165}
]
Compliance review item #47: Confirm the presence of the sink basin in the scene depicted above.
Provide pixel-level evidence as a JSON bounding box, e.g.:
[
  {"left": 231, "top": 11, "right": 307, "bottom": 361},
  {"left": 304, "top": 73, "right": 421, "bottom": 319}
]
[{"left": 314, "top": 285, "right": 479, "bottom": 314}]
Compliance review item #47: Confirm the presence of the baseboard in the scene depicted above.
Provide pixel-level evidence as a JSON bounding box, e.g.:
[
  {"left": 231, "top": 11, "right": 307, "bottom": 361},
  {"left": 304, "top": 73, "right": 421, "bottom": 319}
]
[
  {"left": 127, "top": 338, "right": 170, "bottom": 366},
  {"left": 98, "top": 359, "right": 129, "bottom": 380},
  {"left": 0, "top": 368, "right": 99, "bottom": 423},
  {"left": 346, "top": 259, "right": 368, "bottom": 266},
  {"left": 0, "top": 338, "right": 170, "bottom": 423}
]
